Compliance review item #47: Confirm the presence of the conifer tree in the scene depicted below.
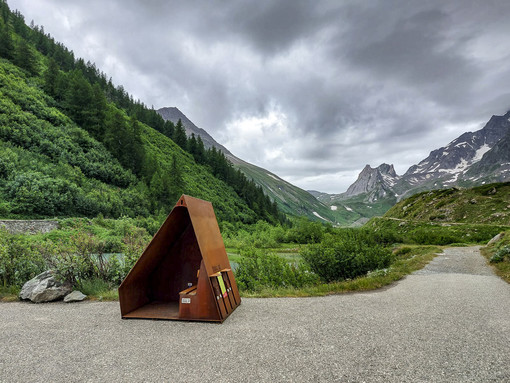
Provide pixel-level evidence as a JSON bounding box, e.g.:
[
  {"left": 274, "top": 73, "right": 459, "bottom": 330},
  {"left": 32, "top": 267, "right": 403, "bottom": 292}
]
[
  {"left": 169, "top": 154, "right": 185, "bottom": 201},
  {"left": 14, "top": 39, "right": 38, "bottom": 75},
  {"left": 172, "top": 119, "right": 187, "bottom": 149},
  {"left": 43, "top": 57, "right": 59, "bottom": 96},
  {"left": 65, "top": 70, "right": 95, "bottom": 129},
  {"left": 195, "top": 135, "right": 206, "bottom": 164},
  {"left": 187, "top": 133, "right": 197, "bottom": 156},
  {"left": 163, "top": 120, "right": 175, "bottom": 138},
  {"left": 0, "top": 22, "right": 14, "bottom": 60}
]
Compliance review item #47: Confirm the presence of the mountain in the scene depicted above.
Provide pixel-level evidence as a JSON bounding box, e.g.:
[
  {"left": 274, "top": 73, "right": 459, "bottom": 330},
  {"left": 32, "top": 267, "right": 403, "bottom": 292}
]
[
  {"left": 399, "top": 110, "right": 510, "bottom": 194},
  {"left": 343, "top": 164, "right": 398, "bottom": 202},
  {"left": 314, "top": 109, "right": 510, "bottom": 219},
  {"left": 157, "top": 107, "right": 233, "bottom": 155},
  {"left": 464, "top": 130, "right": 510, "bottom": 183},
  {"left": 157, "top": 107, "right": 357, "bottom": 224}
]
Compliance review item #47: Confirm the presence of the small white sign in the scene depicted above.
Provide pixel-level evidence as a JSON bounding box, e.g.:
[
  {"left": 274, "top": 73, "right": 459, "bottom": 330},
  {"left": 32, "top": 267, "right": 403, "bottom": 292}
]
[{"left": 181, "top": 298, "right": 191, "bottom": 304}]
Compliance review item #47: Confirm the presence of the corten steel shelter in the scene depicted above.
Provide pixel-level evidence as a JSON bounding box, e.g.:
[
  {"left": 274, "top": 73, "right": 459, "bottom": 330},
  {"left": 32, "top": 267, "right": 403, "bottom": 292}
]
[{"left": 119, "top": 195, "right": 241, "bottom": 322}]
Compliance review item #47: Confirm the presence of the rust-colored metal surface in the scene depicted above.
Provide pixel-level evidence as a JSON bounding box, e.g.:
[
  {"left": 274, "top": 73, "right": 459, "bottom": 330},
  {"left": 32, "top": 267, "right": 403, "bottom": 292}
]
[{"left": 118, "top": 195, "right": 241, "bottom": 322}]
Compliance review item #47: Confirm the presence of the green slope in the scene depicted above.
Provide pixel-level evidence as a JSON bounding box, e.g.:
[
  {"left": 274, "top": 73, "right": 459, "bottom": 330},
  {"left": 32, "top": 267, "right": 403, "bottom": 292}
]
[
  {"left": 230, "top": 157, "right": 359, "bottom": 225},
  {"left": 383, "top": 181, "right": 510, "bottom": 226},
  {"left": 0, "top": 58, "right": 260, "bottom": 223}
]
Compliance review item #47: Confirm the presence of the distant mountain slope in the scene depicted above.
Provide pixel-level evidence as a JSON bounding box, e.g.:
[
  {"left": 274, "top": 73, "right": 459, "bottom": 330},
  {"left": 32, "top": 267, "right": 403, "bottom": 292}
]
[
  {"left": 230, "top": 157, "right": 358, "bottom": 224},
  {"left": 399, "top": 110, "right": 510, "bottom": 194},
  {"left": 314, "top": 109, "right": 510, "bottom": 221},
  {"left": 465, "top": 130, "right": 510, "bottom": 183},
  {"left": 157, "top": 107, "right": 357, "bottom": 224},
  {"left": 384, "top": 181, "right": 510, "bottom": 226}
]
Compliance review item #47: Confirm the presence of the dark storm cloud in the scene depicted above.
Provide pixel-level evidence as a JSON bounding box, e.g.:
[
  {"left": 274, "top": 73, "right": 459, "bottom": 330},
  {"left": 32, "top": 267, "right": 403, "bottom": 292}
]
[{"left": 8, "top": 0, "right": 510, "bottom": 192}]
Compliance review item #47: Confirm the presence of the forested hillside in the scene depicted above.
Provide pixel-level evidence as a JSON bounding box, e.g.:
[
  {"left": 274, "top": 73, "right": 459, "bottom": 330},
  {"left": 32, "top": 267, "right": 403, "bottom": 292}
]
[{"left": 0, "top": 1, "right": 283, "bottom": 225}]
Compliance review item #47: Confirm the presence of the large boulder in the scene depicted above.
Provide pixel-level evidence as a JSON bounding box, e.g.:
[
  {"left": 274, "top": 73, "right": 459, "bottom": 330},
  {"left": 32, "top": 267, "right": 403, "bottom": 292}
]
[
  {"left": 488, "top": 233, "right": 504, "bottom": 246},
  {"left": 19, "top": 270, "right": 72, "bottom": 303}
]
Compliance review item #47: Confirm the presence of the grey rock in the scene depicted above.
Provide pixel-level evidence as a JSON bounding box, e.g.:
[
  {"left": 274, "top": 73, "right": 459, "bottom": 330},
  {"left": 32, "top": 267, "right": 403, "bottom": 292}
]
[
  {"left": 488, "top": 233, "right": 504, "bottom": 246},
  {"left": 19, "top": 270, "right": 72, "bottom": 303},
  {"left": 64, "top": 290, "right": 87, "bottom": 303}
]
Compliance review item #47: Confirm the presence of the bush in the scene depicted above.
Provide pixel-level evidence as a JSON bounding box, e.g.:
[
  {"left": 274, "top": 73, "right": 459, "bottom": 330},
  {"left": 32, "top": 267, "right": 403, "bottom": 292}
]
[
  {"left": 0, "top": 229, "right": 46, "bottom": 287},
  {"left": 287, "top": 218, "right": 324, "bottom": 244},
  {"left": 490, "top": 246, "right": 510, "bottom": 263},
  {"left": 234, "top": 247, "right": 319, "bottom": 291},
  {"left": 302, "top": 233, "right": 393, "bottom": 282},
  {"left": 408, "top": 228, "right": 459, "bottom": 245}
]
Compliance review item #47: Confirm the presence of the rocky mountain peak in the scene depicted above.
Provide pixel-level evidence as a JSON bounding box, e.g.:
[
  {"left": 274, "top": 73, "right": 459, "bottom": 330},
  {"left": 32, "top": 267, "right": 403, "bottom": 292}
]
[
  {"left": 343, "top": 163, "right": 399, "bottom": 200},
  {"left": 377, "top": 163, "right": 397, "bottom": 177}
]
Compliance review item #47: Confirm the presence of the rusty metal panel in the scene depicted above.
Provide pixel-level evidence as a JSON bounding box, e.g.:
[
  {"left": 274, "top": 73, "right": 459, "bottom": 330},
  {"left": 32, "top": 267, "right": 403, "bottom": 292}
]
[{"left": 118, "top": 195, "right": 241, "bottom": 322}]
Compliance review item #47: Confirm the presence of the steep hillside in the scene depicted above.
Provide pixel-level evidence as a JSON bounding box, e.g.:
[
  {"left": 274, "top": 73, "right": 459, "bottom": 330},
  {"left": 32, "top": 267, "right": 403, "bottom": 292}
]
[
  {"left": 384, "top": 182, "right": 510, "bottom": 226},
  {"left": 0, "top": 58, "right": 263, "bottom": 223},
  {"left": 0, "top": 60, "right": 145, "bottom": 217},
  {"left": 0, "top": 2, "right": 278, "bottom": 225},
  {"left": 465, "top": 131, "right": 510, "bottom": 182}
]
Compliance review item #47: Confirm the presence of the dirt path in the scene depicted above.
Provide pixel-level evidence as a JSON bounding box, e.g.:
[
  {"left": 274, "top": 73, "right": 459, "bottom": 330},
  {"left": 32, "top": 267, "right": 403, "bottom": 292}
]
[{"left": 1, "top": 247, "right": 509, "bottom": 382}]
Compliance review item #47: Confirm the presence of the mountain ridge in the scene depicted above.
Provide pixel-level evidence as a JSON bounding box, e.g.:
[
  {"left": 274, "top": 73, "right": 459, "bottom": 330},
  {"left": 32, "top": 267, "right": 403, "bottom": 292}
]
[{"left": 313, "top": 109, "right": 510, "bottom": 219}]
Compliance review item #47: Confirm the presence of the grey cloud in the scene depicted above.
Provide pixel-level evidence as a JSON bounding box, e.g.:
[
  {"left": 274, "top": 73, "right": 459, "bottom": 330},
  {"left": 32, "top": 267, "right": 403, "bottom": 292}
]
[{"left": 7, "top": 0, "right": 510, "bottom": 193}]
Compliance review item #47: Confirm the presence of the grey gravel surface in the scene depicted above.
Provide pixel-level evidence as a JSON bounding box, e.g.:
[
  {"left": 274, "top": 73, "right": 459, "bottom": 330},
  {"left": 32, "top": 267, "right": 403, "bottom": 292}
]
[{"left": 1, "top": 247, "right": 509, "bottom": 382}]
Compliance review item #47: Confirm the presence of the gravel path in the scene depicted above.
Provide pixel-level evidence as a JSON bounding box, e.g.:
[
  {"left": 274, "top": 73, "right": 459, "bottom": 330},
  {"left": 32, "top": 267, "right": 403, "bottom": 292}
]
[{"left": 1, "top": 247, "right": 509, "bottom": 382}]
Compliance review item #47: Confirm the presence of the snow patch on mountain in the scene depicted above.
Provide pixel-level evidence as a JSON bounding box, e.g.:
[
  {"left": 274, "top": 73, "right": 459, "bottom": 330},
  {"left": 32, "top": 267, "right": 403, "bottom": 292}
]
[
  {"left": 313, "top": 211, "right": 329, "bottom": 222},
  {"left": 473, "top": 144, "right": 490, "bottom": 162}
]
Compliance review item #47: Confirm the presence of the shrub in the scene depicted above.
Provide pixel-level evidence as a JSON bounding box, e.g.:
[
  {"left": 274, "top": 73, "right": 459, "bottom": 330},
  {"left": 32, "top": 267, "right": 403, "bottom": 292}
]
[
  {"left": 490, "top": 246, "right": 510, "bottom": 263},
  {"left": 287, "top": 218, "right": 324, "bottom": 244},
  {"left": 0, "top": 229, "right": 46, "bottom": 287},
  {"left": 301, "top": 233, "right": 393, "bottom": 282},
  {"left": 235, "top": 247, "right": 319, "bottom": 291}
]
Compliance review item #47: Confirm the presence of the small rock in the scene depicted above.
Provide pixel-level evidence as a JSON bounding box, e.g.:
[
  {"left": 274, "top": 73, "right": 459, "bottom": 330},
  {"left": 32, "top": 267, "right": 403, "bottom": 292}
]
[
  {"left": 19, "top": 270, "right": 72, "bottom": 303},
  {"left": 64, "top": 290, "right": 87, "bottom": 303},
  {"left": 488, "top": 233, "right": 504, "bottom": 246}
]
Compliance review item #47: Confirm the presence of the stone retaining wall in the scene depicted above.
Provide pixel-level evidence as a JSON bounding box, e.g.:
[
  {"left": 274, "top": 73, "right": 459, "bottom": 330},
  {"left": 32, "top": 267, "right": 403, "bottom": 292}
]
[{"left": 0, "top": 220, "right": 59, "bottom": 234}]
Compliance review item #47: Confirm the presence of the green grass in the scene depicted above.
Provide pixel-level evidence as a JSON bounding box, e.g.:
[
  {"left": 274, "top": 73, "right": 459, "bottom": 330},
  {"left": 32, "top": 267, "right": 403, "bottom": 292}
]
[
  {"left": 77, "top": 278, "right": 118, "bottom": 301},
  {"left": 0, "top": 285, "right": 19, "bottom": 302},
  {"left": 239, "top": 245, "right": 441, "bottom": 297}
]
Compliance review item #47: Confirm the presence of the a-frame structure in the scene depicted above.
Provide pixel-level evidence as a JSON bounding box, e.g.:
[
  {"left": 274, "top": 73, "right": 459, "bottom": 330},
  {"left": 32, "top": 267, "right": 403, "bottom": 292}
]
[{"left": 119, "top": 195, "right": 241, "bottom": 322}]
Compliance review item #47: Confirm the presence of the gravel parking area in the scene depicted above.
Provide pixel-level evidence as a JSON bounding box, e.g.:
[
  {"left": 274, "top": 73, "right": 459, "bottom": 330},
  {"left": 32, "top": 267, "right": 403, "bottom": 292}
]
[{"left": 1, "top": 247, "right": 509, "bottom": 382}]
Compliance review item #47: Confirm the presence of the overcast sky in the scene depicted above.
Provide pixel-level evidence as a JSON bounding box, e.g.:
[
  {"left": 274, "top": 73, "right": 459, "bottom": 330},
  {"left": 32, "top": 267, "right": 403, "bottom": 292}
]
[{"left": 8, "top": 0, "right": 510, "bottom": 193}]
